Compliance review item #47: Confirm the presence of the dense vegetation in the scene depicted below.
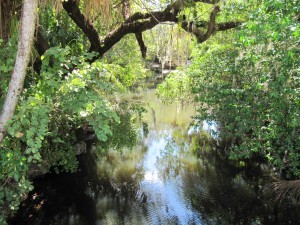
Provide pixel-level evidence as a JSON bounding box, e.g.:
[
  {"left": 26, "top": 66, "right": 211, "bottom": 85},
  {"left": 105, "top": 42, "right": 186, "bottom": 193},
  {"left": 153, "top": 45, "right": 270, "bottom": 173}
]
[
  {"left": 0, "top": 0, "right": 299, "bottom": 223},
  {"left": 0, "top": 36, "right": 145, "bottom": 222},
  {"left": 159, "top": 0, "right": 300, "bottom": 178}
]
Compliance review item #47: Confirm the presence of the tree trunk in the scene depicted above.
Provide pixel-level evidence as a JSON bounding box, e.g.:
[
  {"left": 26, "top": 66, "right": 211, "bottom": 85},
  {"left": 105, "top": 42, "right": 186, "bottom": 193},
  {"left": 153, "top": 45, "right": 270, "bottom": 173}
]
[{"left": 0, "top": 0, "right": 38, "bottom": 144}]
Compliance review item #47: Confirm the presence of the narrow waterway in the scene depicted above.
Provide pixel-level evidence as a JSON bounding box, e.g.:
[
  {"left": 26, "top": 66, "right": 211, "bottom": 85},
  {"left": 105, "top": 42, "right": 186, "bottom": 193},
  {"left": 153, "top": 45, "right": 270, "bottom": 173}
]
[{"left": 9, "top": 89, "right": 300, "bottom": 225}]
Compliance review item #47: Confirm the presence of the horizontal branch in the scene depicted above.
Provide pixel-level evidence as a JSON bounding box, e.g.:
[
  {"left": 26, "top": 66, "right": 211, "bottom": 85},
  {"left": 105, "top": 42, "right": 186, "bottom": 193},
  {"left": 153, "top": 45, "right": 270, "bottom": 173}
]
[
  {"left": 98, "top": 10, "right": 178, "bottom": 57},
  {"left": 125, "top": 0, "right": 219, "bottom": 24},
  {"left": 62, "top": 0, "right": 240, "bottom": 61},
  {"left": 216, "top": 21, "right": 243, "bottom": 31}
]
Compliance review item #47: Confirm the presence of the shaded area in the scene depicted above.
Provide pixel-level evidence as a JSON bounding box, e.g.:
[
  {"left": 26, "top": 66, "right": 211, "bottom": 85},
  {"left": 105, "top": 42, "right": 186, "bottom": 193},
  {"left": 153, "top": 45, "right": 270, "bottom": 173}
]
[
  {"left": 8, "top": 148, "right": 100, "bottom": 225},
  {"left": 181, "top": 150, "right": 300, "bottom": 225}
]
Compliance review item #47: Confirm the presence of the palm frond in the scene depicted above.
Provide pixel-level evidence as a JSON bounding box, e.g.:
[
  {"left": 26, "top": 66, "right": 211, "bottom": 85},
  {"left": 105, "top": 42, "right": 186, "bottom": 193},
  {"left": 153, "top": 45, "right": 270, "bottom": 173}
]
[
  {"left": 85, "top": 0, "right": 112, "bottom": 22},
  {"left": 41, "top": 0, "right": 112, "bottom": 23},
  {"left": 266, "top": 180, "right": 300, "bottom": 205}
]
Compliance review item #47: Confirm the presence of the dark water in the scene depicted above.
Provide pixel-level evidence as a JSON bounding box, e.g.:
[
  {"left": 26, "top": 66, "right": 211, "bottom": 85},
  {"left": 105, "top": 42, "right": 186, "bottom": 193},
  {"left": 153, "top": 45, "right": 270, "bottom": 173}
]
[{"left": 9, "top": 90, "right": 300, "bottom": 225}]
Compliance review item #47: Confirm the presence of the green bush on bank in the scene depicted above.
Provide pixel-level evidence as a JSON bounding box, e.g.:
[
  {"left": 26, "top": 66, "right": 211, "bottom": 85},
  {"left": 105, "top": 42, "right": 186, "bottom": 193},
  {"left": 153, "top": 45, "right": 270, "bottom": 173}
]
[
  {"left": 0, "top": 40, "right": 144, "bottom": 222},
  {"left": 190, "top": 0, "right": 300, "bottom": 178}
]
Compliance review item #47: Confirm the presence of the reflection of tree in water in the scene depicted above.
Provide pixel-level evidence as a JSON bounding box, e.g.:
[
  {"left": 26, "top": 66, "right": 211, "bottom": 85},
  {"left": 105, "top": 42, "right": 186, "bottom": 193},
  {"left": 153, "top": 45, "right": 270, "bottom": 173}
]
[
  {"left": 150, "top": 126, "right": 300, "bottom": 225},
  {"left": 181, "top": 150, "right": 300, "bottom": 225},
  {"left": 96, "top": 147, "right": 146, "bottom": 199},
  {"left": 94, "top": 146, "right": 151, "bottom": 224},
  {"left": 12, "top": 119, "right": 299, "bottom": 225},
  {"left": 156, "top": 134, "right": 184, "bottom": 181}
]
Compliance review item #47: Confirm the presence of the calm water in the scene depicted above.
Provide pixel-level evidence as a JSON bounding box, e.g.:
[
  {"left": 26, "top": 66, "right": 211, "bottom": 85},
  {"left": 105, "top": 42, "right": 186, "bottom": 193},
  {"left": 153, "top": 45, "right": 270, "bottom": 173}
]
[{"left": 9, "top": 89, "right": 300, "bottom": 225}]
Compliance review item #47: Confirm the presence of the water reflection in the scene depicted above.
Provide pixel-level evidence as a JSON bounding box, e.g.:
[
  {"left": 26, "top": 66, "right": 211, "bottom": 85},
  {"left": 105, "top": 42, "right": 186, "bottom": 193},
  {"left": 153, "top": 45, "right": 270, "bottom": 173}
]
[
  {"left": 188, "top": 120, "right": 219, "bottom": 140},
  {"left": 94, "top": 89, "right": 299, "bottom": 225},
  {"left": 138, "top": 129, "right": 202, "bottom": 225},
  {"left": 9, "top": 89, "right": 300, "bottom": 225}
]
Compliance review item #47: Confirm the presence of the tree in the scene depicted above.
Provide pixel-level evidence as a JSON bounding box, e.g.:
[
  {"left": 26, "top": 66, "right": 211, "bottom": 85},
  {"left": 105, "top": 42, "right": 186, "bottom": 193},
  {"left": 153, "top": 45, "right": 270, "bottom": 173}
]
[{"left": 0, "top": 0, "right": 38, "bottom": 144}]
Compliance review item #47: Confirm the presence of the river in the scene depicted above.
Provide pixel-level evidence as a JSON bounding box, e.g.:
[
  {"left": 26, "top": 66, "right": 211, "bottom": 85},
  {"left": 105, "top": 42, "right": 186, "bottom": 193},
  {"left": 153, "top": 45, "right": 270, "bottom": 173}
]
[{"left": 9, "top": 89, "right": 300, "bottom": 225}]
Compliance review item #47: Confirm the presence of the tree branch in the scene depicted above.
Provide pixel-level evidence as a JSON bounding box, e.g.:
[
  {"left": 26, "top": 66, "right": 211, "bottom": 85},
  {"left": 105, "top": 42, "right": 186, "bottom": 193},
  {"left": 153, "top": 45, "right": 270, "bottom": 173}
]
[
  {"left": 62, "top": 0, "right": 240, "bottom": 60},
  {"left": 181, "top": 19, "right": 242, "bottom": 43},
  {"left": 122, "top": 0, "right": 147, "bottom": 58},
  {"left": 181, "top": 5, "right": 221, "bottom": 43},
  {"left": 201, "top": 5, "right": 220, "bottom": 41},
  {"left": 33, "top": 26, "right": 50, "bottom": 73},
  {"left": 135, "top": 32, "right": 147, "bottom": 58},
  {"left": 121, "top": 0, "right": 131, "bottom": 20},
  {"left": 98, "top": 10, "right": 177, "bottom": 58},
  {"left": 62, "top": 0, "right": 101, "bottom": 52},
  {"left": 216, "top": 21, "right": 243, "bottom": 31},
  {"left": 36, "top": 26, "right": 50, "bottom": 56}
]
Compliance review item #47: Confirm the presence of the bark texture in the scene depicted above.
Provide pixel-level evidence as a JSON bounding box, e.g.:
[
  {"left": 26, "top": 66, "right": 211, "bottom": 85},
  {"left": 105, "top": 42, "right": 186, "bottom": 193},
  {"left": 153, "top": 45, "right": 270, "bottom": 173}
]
[{"left": 0, "top": 0, "right": 38, "bottom": 144}]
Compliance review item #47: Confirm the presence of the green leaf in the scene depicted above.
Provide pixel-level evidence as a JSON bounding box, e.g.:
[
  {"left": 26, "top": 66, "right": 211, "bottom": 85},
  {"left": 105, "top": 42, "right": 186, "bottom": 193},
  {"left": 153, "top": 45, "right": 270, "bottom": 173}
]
[
  {"left": 25, "top": 148, "right": 32, "bottom": 154},
  {"left": 28, "top": 156, "right": 33, "bottom": 163},
  {"left": 71, "top": 77, "right": 85, "bottom": 87},
  {"left": 33, "top": 153, "right": 42, "bottom": 161},
  {"left": 13, "top": 173, "right": 20, "bottom": 182}
]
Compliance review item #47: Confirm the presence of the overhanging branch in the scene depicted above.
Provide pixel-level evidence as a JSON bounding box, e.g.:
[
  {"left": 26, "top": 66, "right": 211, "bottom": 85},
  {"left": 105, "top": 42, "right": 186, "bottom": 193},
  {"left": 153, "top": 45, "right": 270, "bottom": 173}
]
[
  {"left": 181, "top": 5, "right": 220, "bottom": 43},
  {"left": 62, "top": 0, "right": 241, "bottom": 60},
  {"left": 62, "top": 0, "right": 101, "bottom": 52},
  {"left": 122, "top": 0, "right": 147, "bottom": 58},
  {"left": 135, "top": 32, "right": 147, "bottom": 58}
]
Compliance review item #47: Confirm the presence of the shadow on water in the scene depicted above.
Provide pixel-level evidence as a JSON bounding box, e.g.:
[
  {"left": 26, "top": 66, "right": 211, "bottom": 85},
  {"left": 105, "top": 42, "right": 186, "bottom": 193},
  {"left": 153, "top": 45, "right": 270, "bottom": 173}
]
[
  {"left": 9, "top": 88, "right": 300, "bottom": 225},
  {"left": 8, "top": 145, "right": 101, "bottom": 225}
]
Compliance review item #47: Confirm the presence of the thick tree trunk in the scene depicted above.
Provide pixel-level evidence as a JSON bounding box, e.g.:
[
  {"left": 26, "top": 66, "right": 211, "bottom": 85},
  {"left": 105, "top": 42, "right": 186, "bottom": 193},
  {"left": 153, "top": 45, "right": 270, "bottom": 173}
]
[{"left": 0, "top": 0, "right": 38, "bottom": 144}]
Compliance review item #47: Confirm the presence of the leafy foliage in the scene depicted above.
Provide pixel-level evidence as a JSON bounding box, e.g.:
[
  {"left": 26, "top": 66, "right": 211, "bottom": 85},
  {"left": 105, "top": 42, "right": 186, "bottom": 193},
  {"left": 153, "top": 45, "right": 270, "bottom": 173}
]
[
  {"left": 96, "top": 100, "right": 146, "bottom": 153},
  {"left": 190, "top": 0, "right": 300, "bottom": 178},
  {"left": 103, "top": 35, "right": 152, "bottom": 88},
  {"left": 0, "top": 41, "right": 145, "bottom": 220},
  {"left": 0, "top": 148, "right": 33, "bottom": 222},
  {"left": 157, "top": 70, "right": 191, "bottom": 104},
  {"left": 0, "top": 37, "right": 18, "bottom": 107}
]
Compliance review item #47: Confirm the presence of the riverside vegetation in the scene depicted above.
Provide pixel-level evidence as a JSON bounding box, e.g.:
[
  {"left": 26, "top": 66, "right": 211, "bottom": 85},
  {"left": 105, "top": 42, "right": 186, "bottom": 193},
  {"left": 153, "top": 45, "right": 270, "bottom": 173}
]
[{"left": 0, "top": 0, "right": 299, "bottom": 224}]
